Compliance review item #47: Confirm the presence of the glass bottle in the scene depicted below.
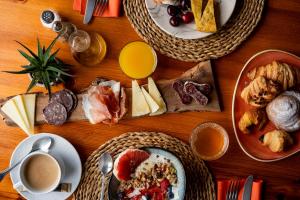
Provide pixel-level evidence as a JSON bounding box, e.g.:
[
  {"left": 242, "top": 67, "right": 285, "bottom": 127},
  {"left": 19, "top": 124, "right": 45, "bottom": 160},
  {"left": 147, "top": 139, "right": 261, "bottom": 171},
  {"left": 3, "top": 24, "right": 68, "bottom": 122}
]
[{"left": 68, "top": 31, "right": 107, "bottom": 66}]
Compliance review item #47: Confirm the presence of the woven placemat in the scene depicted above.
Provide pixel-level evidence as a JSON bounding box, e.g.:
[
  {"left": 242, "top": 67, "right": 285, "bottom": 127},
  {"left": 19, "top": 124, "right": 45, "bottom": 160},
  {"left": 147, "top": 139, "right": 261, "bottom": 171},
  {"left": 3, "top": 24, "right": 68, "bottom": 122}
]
[
  {"left": 123, "top": 0, "right": 264, "bottom": 62},
  {"left": 74, "top": 132, "right": 215, "bottom": 200}
]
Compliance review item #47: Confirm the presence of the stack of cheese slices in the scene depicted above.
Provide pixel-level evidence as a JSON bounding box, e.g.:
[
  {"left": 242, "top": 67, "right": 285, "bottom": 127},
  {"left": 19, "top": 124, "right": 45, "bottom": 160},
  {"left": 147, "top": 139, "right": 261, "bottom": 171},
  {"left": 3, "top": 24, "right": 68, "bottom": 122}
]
[
  {"left": 1, "top": 94, "right": 36, "bottom": 135},
  {"left": 132, "top": 77, "right": 167, "bottom": 117}
]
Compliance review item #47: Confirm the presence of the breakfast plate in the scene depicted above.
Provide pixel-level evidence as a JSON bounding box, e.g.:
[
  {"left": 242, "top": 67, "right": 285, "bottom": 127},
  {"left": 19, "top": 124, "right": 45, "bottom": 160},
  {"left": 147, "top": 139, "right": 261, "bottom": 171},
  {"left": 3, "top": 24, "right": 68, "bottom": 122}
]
[
  {"left": 232, "top": 49, "right": 300, "bottom": 162},
  {"left": 9, "top": 133, "right": 82, "bottom": 200},
  {"left": 108, "top": 147, "right": 186, "bottom": 200},
  {"left": 145, "top": 0, "right": 236, "bottom": 39}
]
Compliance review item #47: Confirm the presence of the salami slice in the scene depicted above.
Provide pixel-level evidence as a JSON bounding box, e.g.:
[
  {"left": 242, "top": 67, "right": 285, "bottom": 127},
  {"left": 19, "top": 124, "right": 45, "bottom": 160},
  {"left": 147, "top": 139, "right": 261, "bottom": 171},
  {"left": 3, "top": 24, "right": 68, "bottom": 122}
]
[
  {"left": 172, "top": 80, "right": 192, "bottom": 104},
  {"left": 64, "top": 89, "right": 78, "bottom": 112},
  {"left": 185, "top": 81, "right": 212, "bottom": 96},
  {"left": 50, "top": 89, "right": 74, "bottom": 112},
  {"left": 43, "top": 102, "right": 67, "bottom": 125},
  {"left": 184, "top": 82, "right": 208, "bottom": 106}
]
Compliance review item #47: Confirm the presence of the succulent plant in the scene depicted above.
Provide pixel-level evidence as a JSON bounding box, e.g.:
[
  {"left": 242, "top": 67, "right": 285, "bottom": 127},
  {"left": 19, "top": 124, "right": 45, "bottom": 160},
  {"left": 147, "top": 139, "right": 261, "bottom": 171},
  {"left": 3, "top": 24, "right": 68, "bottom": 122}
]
[{"left": 4, "top": 35, "right": 72, "bottom": 97}]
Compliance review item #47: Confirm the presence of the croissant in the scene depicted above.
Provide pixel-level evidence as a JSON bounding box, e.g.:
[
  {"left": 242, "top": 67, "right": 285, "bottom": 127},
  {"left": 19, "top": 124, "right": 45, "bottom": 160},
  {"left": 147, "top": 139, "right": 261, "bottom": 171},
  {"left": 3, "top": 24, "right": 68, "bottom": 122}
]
[
  {"left": 247, "top": 61, "right": 298, "bottom": 90},
  {"left": 241, "top": 76, "right": 282, "bottom": 107},
  {"left": 260, "top": 130, "right": 293, "bottom": 153},
  {"left": 238, "top": 109, "right": 267, "bottom": 134}
]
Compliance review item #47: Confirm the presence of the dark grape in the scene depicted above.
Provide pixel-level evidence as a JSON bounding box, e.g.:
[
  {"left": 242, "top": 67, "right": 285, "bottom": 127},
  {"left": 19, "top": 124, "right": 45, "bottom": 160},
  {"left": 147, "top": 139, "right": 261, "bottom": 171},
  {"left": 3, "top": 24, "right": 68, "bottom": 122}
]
[
  {"left": 167, "top": 5, "right": 179, "bottom": 16},
  {"left": 169, "top": 16, "right": 181, "bottom": 27},
  {"left": 181, "top": 12, "right": 194, "bottom": 24},
  {"left": 179, "top": 0, "right": 190, "bottom": 10}
]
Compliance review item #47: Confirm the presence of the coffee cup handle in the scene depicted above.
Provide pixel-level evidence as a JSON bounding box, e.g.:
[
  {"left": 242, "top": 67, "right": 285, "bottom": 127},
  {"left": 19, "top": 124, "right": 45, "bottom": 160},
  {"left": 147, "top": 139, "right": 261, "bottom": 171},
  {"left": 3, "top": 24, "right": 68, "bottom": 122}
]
[{"left": 13, "top": 181, "right": 26, "bottom": 192}]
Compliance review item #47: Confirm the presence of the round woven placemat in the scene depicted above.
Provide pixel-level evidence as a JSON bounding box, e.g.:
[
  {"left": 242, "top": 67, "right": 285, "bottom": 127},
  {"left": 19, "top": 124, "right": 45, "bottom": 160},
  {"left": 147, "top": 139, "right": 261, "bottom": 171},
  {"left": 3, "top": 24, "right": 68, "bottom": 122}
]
[
  {"left": 74, "top": 132, "right": 215, "bottom": 200},
  {"left": 123, "top": 0, "right": 264, "bottom": 62}
]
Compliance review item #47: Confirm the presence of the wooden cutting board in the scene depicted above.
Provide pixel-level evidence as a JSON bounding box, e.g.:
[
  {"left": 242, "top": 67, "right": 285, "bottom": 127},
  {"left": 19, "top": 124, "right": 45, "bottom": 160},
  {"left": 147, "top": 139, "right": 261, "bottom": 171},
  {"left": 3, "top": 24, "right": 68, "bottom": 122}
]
[{"left": 0, "top": 61, "right": 220, "bottom": 126}]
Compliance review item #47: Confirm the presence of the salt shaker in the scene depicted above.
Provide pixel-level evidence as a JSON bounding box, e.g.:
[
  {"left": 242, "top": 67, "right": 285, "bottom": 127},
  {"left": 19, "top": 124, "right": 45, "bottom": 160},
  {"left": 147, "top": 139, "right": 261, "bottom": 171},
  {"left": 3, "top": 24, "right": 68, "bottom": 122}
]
[{"left": 40, "top": 9, "right": 61, "bottom": 29}]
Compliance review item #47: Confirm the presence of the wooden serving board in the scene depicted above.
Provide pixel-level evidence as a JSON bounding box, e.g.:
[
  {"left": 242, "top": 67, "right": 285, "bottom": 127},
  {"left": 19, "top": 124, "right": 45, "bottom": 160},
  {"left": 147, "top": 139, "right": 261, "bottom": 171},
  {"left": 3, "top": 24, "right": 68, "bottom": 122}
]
[{"left": 0, "top": 61, "right": 220, "bottom": 126}]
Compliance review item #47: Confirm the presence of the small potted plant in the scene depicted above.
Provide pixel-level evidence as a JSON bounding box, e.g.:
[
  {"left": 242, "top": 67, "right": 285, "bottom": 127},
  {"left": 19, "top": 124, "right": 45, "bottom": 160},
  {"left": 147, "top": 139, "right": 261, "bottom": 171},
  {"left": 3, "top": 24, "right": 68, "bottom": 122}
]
[{"left": 4, "top": 35, "right": 72, "bottom": 97}]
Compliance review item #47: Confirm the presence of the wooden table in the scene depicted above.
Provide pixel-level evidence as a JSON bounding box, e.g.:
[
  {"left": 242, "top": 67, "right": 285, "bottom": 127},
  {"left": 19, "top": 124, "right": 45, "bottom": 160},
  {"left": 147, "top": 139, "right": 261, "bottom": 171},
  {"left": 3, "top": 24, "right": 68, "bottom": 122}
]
[{"left": 0, "top": 0, "right": 300, "bottom": 199}]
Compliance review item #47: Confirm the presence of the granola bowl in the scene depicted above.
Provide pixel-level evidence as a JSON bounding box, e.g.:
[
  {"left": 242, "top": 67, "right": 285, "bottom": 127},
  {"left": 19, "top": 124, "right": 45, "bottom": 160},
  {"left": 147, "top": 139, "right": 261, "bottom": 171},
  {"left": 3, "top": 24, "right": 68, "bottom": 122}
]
[{"left": 108, "top": 147, "right": 186, "bottom": 200}]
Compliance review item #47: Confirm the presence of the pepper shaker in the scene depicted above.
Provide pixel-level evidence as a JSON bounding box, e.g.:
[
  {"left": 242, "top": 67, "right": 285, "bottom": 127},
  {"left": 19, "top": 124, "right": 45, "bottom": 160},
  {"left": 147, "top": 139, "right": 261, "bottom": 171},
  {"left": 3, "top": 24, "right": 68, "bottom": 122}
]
[{"left": 40, "top": 9, "right": 61, "bottom": 29}]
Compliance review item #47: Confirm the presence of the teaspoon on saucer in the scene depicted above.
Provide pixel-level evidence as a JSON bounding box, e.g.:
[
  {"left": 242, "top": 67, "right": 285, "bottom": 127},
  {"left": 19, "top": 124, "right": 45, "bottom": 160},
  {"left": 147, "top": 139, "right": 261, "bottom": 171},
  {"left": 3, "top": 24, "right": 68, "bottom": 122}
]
[{"left": 0, "top": 136, "right": 53, "bottom": 181}]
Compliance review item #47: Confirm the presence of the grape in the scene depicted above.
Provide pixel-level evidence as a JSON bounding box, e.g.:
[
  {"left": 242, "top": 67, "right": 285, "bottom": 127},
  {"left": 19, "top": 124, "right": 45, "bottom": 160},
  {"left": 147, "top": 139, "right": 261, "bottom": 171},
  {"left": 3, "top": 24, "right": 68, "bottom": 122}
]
[
  {"left": 179, "top": 0, "right": 190, "bottom": 10},
  {"left": 169, "top": 16, "right": 181, "bottom": 27},
  {"left": 181, "top": 12, "right": 194, "bottom": 24},
  {"left": 167, "top": 5, "right": 179, "bottom": 16}
]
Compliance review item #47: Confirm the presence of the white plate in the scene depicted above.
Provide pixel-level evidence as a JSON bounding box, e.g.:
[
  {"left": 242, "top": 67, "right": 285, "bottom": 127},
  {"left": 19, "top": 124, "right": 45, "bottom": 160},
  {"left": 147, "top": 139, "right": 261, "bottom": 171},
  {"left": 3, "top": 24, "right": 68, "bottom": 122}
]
[
  {"left": 145, "top": 0, "right": 236, "bottom": 39},
  {"left": 10, "top": 133, "right": 82, "bottom": 200}
]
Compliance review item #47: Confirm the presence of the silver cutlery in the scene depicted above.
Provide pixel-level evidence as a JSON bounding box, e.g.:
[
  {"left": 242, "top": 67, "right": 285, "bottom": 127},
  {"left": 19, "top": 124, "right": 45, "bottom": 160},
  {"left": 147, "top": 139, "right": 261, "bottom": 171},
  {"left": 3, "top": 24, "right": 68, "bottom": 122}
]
[
  {"left": 226, "top": 179, "right": 240, "bottom": 200},
  {"left": 242, "top": 175, "right": 254, "bottom": 200},
  {"left": 0, "top": 137, "right": 53, "bottom": 182},
  {"left": 98, "top": 152, "right": 113, "bottom": 200},
  {"left": 83, "top": 0, "right": 96, "bottom": 24}
]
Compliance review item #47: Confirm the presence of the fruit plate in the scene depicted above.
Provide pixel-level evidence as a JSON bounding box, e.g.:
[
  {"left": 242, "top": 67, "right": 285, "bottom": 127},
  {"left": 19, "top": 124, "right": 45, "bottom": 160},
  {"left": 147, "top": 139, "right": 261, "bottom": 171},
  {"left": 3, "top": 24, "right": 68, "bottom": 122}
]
[
  {"left": 108, "top": 147, "right": 186, "bottom": 200},
  {"left": 232, "top": 49, "right": 300, "bottom": 162},
  {"left": 145, "top": 0, "right": 236, "bottom": 39}
]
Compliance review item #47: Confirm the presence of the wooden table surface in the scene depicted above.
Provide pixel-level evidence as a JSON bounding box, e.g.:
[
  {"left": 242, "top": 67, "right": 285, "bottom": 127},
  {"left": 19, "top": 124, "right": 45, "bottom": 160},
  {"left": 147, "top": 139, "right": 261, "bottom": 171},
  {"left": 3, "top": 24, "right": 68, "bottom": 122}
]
[{"left": 0, "top": 0, "right": 300, "bottom": 199}]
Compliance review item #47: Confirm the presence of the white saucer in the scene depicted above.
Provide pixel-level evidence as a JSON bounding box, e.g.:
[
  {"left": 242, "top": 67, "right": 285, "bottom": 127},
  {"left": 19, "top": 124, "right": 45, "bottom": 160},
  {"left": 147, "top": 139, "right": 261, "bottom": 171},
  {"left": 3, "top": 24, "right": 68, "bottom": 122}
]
[
  {"left": 145, "top": 0, "right": 236, "bottom": 39},
  {"left": 10, "top": 133, "right": 82, "bottom": 200}
]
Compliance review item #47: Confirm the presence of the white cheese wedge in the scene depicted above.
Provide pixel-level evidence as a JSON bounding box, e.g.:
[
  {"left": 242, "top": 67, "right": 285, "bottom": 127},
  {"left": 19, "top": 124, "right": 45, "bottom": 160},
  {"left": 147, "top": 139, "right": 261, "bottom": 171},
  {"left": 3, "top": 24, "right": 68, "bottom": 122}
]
[
  {"left": 148, "top": 77, "right": 167, "bottom": 116},
  {"left": 141, "top": 87, "right": 159, "bottom": 114},
  {"left": 23, "top": 94, "right": 36, "bottom": 134},
  {"left": 1, "top": 99, "right": 31, "bottom": 136},
  {"left": 132, "top": 80, "right": 150, "bottom": 117},
  {"left": 11, "top": 95, "right": 31, "bottom": 133}
]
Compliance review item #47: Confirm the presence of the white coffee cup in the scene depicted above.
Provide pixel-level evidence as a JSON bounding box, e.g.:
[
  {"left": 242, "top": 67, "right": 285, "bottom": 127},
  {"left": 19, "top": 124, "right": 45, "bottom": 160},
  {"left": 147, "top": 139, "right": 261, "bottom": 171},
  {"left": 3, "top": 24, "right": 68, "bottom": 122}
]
[{"left": 13, "top": 151, "right": 62, "bottom": 194}]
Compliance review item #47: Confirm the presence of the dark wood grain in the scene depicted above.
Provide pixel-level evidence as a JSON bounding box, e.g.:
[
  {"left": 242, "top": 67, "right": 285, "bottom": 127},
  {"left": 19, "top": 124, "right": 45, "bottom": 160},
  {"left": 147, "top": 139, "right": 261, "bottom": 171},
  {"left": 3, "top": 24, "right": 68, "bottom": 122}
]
[{"left": 0, "top": 0, "right": 299, "bottom": 200}]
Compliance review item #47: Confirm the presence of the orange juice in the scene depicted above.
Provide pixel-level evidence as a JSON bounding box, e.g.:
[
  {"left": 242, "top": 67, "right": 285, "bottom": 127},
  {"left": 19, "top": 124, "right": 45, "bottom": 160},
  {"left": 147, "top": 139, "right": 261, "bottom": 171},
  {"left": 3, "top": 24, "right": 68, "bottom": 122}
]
[
  {"left": 119, "top": 41, "right": 157, "bottom": 79},
  {"left": 190, "top": 122, "right": 229, "bottom": 160}
]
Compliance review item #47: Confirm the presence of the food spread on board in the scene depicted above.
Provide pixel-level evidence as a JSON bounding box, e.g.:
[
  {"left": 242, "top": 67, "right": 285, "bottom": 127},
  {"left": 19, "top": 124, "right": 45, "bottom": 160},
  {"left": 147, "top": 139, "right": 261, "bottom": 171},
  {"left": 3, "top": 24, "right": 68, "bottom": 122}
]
[
  {"left": 0, "top": 61, "right": 220, "bottom": 127},
  {"left": 112, "top": 149, "right": 179, "bottom": 200},
  {"left": 238, "top": 60, "right": 300, "bottom": 153}
]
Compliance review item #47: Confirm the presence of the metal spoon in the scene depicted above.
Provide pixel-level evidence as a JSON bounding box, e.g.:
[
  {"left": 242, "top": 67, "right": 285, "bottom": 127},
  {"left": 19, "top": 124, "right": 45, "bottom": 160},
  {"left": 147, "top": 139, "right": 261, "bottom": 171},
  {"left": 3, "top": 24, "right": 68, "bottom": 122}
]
[
  {"left": 0, "top": 136, "right": 53, "bottom": 181},
  {"left": 99, "top": 152, "right": 113, "bottom": 200}
]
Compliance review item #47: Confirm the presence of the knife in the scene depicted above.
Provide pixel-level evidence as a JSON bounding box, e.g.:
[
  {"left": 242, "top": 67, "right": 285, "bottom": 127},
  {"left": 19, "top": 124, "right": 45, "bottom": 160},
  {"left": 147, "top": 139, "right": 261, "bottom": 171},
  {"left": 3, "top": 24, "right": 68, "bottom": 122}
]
[
  {"left": 83, "top": 0, "right": 96, "bottom": 24},
  {"left": 242, "top": 175, "right": 254, "bottom": 200}
]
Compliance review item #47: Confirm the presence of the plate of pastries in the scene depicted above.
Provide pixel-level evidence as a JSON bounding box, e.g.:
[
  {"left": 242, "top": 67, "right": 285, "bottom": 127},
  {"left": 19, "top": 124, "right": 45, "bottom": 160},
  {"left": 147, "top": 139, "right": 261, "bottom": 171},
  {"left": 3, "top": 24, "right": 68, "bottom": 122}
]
[{"left": 232, "top": 49, "right": 300, "bottom": 162}]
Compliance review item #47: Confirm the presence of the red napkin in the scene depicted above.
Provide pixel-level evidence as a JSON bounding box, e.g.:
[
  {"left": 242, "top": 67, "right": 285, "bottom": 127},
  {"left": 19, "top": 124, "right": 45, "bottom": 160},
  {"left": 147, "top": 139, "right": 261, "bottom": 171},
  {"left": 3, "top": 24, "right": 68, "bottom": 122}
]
[
  {"left": 73, "top": 0, "right": 121, "bottom": 17},
  {"left": 217, "top": 179, "right": 263, "bottom": 200}
]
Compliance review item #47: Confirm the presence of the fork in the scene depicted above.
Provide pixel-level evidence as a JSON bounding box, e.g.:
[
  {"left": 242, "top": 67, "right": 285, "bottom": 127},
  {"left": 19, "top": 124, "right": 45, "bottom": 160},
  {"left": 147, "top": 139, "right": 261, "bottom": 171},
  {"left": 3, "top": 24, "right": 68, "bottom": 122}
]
[
  {"left": 226, "top": 179, "right": 240, "bottom": 200},
  {"left": 94, "top": 0, "right": 108, "bottom": 17}
]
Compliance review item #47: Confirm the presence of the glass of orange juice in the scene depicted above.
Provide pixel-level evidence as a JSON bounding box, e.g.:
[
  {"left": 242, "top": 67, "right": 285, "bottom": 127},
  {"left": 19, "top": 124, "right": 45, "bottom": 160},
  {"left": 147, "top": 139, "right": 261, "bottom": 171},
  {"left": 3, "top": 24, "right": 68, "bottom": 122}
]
[
  {"left": 119, "top": 41, "right": 157, "bottom": 79},
  {"left": 190, "top": 122, "right": 229, "bottom": 161}
]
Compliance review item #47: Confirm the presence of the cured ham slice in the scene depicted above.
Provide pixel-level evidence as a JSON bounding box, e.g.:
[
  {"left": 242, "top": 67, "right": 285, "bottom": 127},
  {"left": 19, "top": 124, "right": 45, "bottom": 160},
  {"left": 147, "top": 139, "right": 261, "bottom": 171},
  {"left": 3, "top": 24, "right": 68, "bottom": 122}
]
[{"left": 82, "top": 80, "right": 127, "bottom": 124}]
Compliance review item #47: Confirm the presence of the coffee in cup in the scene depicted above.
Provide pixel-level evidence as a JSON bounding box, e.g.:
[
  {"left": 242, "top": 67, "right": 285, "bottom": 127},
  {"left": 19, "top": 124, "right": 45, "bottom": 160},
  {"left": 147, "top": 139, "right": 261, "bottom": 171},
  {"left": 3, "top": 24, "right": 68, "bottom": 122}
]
[{"left": 14, "top": 152, "right": 62, "bottom": 194}]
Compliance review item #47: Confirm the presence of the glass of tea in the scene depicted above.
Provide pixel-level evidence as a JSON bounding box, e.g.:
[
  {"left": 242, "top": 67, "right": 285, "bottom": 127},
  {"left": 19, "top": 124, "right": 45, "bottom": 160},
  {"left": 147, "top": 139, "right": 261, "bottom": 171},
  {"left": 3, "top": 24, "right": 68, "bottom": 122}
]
[{"left": 190, "top": 122, "right": 229, "bottom": 161}]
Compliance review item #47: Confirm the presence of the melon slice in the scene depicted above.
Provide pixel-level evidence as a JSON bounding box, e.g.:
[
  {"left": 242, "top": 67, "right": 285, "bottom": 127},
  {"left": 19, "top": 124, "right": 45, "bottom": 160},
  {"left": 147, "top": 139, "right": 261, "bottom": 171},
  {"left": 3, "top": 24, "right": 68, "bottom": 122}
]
[{"left": 113, "top": 149, "right": 150, "bottom": 181}]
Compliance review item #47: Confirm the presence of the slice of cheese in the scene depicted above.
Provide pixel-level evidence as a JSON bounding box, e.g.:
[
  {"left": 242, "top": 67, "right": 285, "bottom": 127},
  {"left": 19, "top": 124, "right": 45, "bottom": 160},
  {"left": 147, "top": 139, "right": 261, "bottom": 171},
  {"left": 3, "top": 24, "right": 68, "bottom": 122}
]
[
  {"left": 198, "top": 0, "right": 217, "bottom": 33},
  {"left": 141, "top": 87, "right": 159, "bottom": 114},
  {"left": 1, "top": 99, "right": 31, "bottom": 136},
  {"left": 148, "top": 77, "right": 167, "bottom": 116},
  {"left": 132, "top": 80, "right": 150, "bottom": 117},
  {"left": 11, "top": 95, "right": 31, "bottom": 134},
  {"left": 191, "top": 0, "right": 203, "bottom": 29},
  {"left": 23, "top": 94, "right": 36, "bottom": 134}
]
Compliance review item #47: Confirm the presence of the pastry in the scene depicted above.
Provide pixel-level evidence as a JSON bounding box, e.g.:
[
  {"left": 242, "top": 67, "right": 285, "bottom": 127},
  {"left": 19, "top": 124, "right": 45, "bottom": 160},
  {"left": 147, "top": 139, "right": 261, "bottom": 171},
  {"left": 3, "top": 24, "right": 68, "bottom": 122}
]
[
  {"left": 247, "top": 61, "right": 298, "bottom": 90},
  {"left": 260, "top": 130, "right": 293, "bottom": 153},
  {"left": 266, "top": 91, "right": 300, "bottom": 132},
  {"left": 241, "top": 76, "right": 282, "bottom": 107},
  {"left": 238, "top": 109, "right": 267, "bottom": 134}
]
